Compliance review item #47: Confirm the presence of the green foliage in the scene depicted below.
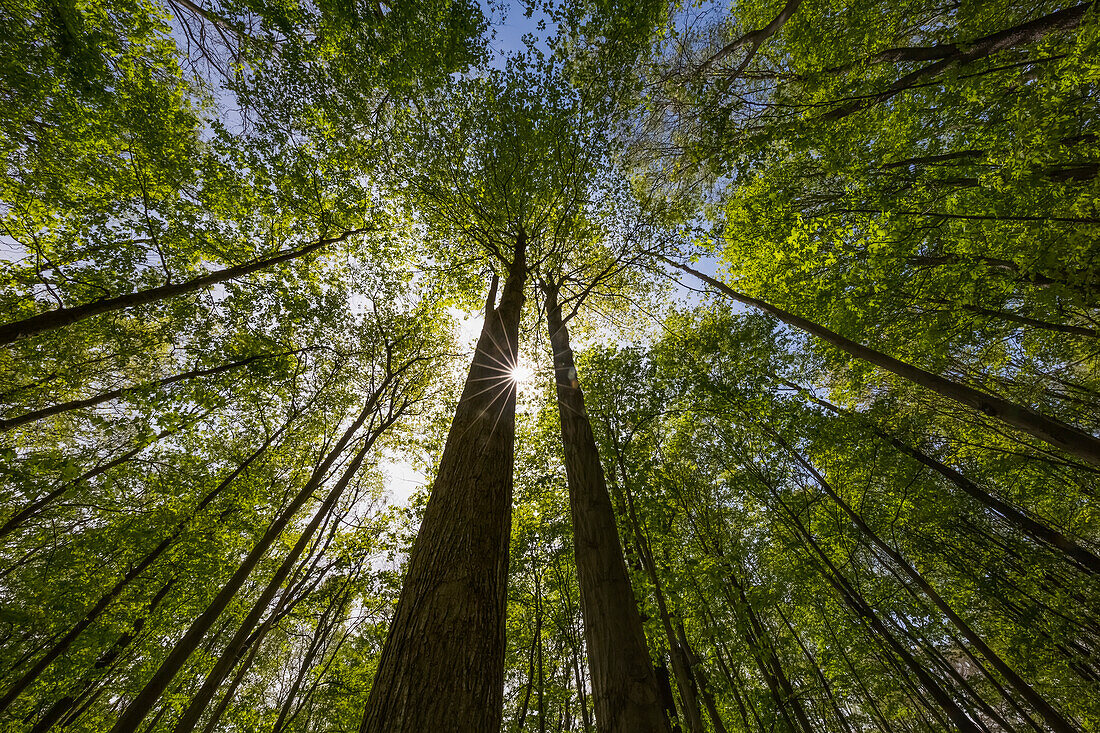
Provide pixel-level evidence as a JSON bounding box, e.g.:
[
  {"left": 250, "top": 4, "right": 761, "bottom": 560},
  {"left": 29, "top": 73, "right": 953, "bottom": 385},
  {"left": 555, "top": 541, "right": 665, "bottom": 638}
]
[{"left": 2, "top": 0, "right": 1099, "bottom": 731}]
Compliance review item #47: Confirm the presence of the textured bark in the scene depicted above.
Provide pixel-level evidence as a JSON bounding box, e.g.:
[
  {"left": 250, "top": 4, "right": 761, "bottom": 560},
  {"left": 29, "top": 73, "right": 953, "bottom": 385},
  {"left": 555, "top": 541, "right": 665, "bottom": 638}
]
[
  {"left": 0, "top": 229, "right": 366, "bottom": 345},
  {"left": 544, "top": 282, "right": 670, "bottom": 733},
  {"left": 667, "top": 258, "right": 1100, "bottom": 467},
  {"left": 360, "top": 236, "right": 527, "bottom": 733}
]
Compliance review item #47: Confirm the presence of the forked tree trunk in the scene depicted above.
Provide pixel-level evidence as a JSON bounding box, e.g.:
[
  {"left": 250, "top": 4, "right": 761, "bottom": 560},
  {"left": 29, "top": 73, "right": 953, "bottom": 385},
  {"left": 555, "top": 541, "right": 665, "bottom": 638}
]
[
  {"left": 666, "top": 258, "right": 1100, "bottom": 467},
  {"left": 359, "top": 235, "right": 527, "bottom": 733},
  {"left": 543, "top": 281, "right": 670, "bottom": 733}
]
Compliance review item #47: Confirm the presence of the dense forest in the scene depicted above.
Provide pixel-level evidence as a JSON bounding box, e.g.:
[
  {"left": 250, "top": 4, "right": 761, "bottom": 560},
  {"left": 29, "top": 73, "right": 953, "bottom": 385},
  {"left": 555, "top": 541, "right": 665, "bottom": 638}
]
[{"left": 1, "top": 0, "right": 1098, "bottom": 731}]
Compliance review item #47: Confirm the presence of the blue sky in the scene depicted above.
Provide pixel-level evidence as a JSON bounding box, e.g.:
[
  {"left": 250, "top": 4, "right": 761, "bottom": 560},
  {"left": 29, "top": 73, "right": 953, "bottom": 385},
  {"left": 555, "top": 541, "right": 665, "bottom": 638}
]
[{"left": 478, "top": 0, "right": 555, "bottom": 66}]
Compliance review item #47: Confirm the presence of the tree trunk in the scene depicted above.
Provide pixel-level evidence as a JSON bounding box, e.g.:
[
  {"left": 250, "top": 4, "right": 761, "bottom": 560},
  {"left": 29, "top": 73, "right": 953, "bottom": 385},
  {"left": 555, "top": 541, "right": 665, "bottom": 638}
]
[
  {"left": 107, "top": 392, "right": 382, "bottom": 733},
  {"left": 543, "top": 280, "right": 671, "bottom": 733},
  {"left": 0, "top": 419, "right": 286, "bottom": 715},
  {"left": 0, "top": 230, "right": 366, "bottom": 345},
  {"left": 359, "top": 235, "right": 527, "bottom": 733},
  {"left": 782, "top": 382, "right": 1100, "bottom": 575},
  {"left": 170, "top": 429, "right": 382, "bottom": 733},
  {"left": 666, "top": 258, "right": 1100, "bottom": 467}
]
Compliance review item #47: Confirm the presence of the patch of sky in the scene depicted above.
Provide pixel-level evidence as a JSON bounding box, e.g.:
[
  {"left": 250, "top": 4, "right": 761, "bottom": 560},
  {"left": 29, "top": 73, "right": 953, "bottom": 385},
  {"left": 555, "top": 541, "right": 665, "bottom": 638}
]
[{"left": 478, "top": 0, "right": 555, "bottom": 69}]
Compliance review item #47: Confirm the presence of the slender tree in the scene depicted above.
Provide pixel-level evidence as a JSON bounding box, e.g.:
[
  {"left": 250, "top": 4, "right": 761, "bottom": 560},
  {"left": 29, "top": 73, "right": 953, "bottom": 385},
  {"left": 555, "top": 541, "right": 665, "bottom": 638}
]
[{"left": 543, "top": 278, "right": 670, "bottom": 733}]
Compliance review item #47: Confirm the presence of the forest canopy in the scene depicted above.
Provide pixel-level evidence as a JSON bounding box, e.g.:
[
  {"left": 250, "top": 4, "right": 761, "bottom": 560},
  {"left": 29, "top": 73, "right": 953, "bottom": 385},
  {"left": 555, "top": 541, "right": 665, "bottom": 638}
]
[{"left": 0, "top": 0, "right": 1098, "bottom": 731}]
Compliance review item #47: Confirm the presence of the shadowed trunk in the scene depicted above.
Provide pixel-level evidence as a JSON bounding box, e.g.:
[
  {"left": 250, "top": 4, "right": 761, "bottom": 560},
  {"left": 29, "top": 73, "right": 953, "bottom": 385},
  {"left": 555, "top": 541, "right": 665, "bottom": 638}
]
[
  {"left": 359, "top": 233, "right": 527, "bottom": 733},
  {"left": 543, "top": 280, "right": 670, "bottom": 733}
]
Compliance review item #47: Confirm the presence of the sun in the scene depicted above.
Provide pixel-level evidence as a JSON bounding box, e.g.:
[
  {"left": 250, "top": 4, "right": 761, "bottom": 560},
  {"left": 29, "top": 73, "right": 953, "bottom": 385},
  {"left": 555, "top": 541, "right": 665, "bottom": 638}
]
[{"left": 508, "top": 360, "right": 535, "bottom": 384}]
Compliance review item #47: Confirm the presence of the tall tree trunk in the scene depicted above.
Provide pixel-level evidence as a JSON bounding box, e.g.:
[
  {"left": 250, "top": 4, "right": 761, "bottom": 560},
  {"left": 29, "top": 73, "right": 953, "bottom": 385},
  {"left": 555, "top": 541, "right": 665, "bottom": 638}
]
[
  {"left": 815, "top": 599, "right": 892, "bottom": 733},
  {"left": 666, "top": 258, "right": 1100, "bottom": 467},
  {"left": 538, "top": 573, "right": 547, "bottom": 733},
  {"left": 197, "top": 592, "right": 286, "bottom": 733},
  {"left": 107, "top": 392, "right": 382, "bottom": 733},
  {"left": 543, "top": 280, "right": 671, "bottom": 733},
  {"left": 0, "top": 230, "right": 366, "bottom": 345},
  {"left": 360, "top": 235, "right": 527, "bottom": 733}
]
